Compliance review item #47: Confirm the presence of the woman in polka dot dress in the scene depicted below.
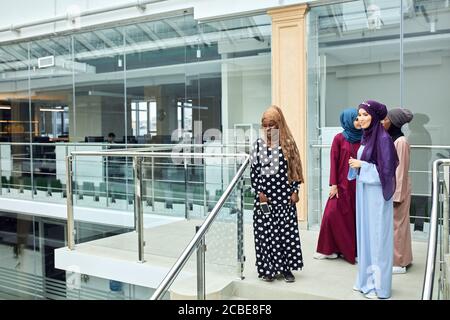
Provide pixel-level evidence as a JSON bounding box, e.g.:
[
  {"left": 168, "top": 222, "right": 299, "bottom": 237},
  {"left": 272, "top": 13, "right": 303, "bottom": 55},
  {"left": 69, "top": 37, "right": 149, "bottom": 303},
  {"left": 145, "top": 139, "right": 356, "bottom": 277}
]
[{"left": 250, "top": 105, "right": 304, "bottom": 282}]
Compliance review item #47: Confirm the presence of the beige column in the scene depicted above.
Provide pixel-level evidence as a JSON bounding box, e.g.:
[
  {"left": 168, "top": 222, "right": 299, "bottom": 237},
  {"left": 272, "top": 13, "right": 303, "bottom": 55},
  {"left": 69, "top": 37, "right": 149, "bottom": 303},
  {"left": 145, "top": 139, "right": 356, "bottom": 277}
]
[{"left": 268, "top": 4, "right": 309, "bottom": 223}]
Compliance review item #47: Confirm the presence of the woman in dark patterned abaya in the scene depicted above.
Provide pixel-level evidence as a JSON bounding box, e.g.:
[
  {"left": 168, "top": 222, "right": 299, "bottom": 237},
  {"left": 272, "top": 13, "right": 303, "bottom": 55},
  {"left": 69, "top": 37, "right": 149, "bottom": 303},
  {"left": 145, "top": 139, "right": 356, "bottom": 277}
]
[{"left": 250, "top": 105, "right": 304, "bottom": 282}]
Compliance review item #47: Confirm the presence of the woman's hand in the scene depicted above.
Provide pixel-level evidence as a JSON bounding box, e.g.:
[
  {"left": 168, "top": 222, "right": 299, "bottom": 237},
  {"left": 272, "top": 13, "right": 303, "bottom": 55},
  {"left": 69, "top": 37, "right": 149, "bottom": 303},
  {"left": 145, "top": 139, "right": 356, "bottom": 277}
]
[
  {"left": 259, "top": 192, "right": 268, "bottom": 203},
  {"left": 329, "top": 185, "right": 339, "bottom": 199},
  {"left": 348, "top": 157, "right": 362, "bottom": 169},
  {"left": 290, "top": 192, "right": 299, "bottom": 205}
]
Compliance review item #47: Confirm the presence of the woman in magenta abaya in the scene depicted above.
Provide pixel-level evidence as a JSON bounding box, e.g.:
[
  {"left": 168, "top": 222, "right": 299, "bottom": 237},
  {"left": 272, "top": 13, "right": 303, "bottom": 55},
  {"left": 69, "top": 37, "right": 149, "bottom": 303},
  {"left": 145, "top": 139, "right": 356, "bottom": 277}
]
[{"left": 314, "top": 108, "right": 362, "bottom": 264}]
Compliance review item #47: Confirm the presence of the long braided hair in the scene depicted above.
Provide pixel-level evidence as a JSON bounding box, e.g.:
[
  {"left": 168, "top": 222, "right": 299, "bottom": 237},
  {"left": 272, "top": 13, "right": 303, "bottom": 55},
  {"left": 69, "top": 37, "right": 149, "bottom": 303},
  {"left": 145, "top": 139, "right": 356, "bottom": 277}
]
[{"left": 262, "top": 105, "right": 304, "bottom": 184}]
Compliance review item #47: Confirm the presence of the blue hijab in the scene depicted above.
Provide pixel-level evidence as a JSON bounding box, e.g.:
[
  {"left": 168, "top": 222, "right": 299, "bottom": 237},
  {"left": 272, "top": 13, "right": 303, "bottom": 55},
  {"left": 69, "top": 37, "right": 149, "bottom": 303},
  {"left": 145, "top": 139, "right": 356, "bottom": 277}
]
[{"left": 340, "top": 108, "right": 362, "bottom": 143}]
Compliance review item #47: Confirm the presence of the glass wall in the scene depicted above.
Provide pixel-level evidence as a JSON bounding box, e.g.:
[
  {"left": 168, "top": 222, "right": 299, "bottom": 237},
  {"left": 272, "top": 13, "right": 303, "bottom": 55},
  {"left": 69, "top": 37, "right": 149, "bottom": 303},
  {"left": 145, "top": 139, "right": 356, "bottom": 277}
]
[
  {"left": 0, "top": 11, "right": 271, "bottom": 298},
  {"left": 307, "top": 0, "right": 450, "bottom": 233},
  {"left": 0, "top": 12, "right": 271, "bottom": 298},
  {"left": 0, "top": 210, "right": 154, "bottom": 299},
  {"left": 0, "top": 12, "right": 271, "bottom": 211},
  {"left": 403, "top": 0, "right": 450, "bottom": 232}
]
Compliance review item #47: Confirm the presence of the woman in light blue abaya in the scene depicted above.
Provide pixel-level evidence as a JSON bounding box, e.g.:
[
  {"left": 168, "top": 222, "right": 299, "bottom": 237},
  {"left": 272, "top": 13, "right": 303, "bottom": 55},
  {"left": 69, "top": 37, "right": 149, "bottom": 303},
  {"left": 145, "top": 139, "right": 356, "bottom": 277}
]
[{"left": 348, "top": 100, "right": 399, "bottom": 299}]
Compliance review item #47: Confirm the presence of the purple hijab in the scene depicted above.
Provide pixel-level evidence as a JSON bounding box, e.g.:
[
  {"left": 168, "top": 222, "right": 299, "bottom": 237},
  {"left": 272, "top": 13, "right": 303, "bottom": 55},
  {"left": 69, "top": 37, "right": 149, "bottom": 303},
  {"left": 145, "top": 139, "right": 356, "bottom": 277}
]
[{"left": 359, "top": 100, "right": 399, "bottom": 201}]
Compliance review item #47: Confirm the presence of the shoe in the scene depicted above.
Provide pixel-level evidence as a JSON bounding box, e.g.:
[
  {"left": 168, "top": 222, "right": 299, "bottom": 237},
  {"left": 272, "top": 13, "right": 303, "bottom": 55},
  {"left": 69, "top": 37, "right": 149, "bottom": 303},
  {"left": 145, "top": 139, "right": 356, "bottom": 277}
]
[
  {"left": 392, "top": 266, "right": 406, "bottom": 274},
  {"left": 313, "top": 252, "right": 338, "bottom": 260},
  {"left": 352, "top": 285, "right": 361, "bottom": 292},
  {"left": 364, "top": 291, "right": 378, "bottom": 299},
  {"left": 274, "top": 273, "right": 284, "bottom": 280},
  {"left": 282, "top": 271, "right": 295, "bottom": 283},
  {"left": 261, "top": 275, "right": 274, "bottom": 282}
]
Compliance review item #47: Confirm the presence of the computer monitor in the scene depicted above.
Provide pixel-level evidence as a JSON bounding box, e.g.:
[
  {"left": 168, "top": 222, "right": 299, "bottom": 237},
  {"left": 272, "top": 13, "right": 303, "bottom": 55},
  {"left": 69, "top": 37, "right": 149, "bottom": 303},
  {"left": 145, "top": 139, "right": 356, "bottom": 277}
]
[
  {"left": 150, "top": 135, "right": 173, "bottom": 144},
  {"left": 33, "top": 136, "right": 50, "bottom": 143},
  {"left": 123, "top": 136, "right": 137, "bottom": 143},
  {"left": 85, "top": 136, "right": 105, "bottom": 143}
]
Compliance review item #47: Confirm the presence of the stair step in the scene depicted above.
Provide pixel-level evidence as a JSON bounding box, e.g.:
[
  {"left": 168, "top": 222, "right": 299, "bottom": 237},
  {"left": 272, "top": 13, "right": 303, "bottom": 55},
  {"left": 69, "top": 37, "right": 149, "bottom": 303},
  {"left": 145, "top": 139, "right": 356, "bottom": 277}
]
[
  {"left": 230, "top": 279, "right": 335, "bottom": 300},
  {"left": 227, "top": 295, "right": 248, "bottom": 300}
]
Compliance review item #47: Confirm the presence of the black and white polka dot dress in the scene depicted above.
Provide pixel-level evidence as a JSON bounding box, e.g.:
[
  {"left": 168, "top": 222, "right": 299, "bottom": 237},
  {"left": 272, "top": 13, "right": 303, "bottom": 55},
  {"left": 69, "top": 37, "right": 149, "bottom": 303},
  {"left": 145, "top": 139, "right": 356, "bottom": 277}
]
[{"left": 250, "top": 139, "right": 304, "bottom": 278}]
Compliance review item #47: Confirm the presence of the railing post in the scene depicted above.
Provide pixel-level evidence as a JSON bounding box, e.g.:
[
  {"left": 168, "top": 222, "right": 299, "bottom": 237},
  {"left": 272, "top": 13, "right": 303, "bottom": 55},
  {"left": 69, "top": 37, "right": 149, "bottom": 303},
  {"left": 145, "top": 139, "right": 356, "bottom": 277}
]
[
  {"left": 237, "top": 175, "right": 245, "bottom": 280},
  {"left": 126, "top": 155, "right": 130, "bottom": 211},
  {"left": 66, "top": 155, "right": 75, "bottom": 250},
  {"left": 444, "top": 165, "right": 449, "bottom": 256},
  {"left": 133, "top": 156, "right": 145, "bottom": 263},
  {"left": 30, "top": 141, "right": 34, "bottom": 200},
  {"left": 65, "top": 145, "right": 68, "bottom": 198},
  {"left": 443, "top": 175, "right": 449, "bottom": 300},
  {"left": 221, "top": 144, "right": 224, "bottom": 200},
  {"left": 151, "top": 148, "right": 155, "bottom": 212},
  {"left": 196, "top": 225, "right": 206, "bottom": 300},
  {"left": 184, "top": 157, "right": 189, "bottom": 220},
  {"left": 203, "top": 157, "right": 207, "bottom": 216},
  {"left": 0, "top": 144, "right": 3, "bottom": 196},
  {"left": 105, "top": 155, "right": 109, "bottom": 207},
  {"left": 423, "top": 159, "right": 443, "bottom": 299}
]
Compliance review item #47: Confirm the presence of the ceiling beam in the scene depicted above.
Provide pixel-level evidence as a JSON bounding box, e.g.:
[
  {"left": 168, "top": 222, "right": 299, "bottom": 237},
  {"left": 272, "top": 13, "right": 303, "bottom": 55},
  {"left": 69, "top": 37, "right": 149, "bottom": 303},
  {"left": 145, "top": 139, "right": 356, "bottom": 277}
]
[
  {"left": 136, "top": 24, "right": 167, "bottom": 50},
  {"left": 94, "top": 30, "right": 123, "bottom": 57},
  {"left": 74, "top": 34, "right": 101, "bottom": 58},
  {"left": 218, "top": 21, "right": 236, "bottom": 45},
  {"left": 1, "top": 46, "right": 29, "bottom": 68},
  {"left": 162, "top": 20, "right": 192, "bottom": 47},
  {"left": 245, "top": 17, "right": 265, "bottom": 42}
]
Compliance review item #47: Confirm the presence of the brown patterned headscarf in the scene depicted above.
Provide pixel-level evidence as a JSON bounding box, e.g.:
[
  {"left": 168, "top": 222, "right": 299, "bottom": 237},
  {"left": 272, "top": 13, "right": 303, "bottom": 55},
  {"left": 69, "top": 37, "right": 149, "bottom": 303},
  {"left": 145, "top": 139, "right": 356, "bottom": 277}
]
[{"left": 262, "top": 105, "right": 304, "bottom": 184}]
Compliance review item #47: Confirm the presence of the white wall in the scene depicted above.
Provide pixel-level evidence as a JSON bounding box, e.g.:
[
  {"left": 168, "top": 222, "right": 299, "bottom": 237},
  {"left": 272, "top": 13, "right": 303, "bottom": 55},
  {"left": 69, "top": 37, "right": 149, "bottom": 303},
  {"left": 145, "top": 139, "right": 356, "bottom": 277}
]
[
  {"left": 222, "top": 55, "right": 271, "bottom": 132},
  {"left": 101, "top": 96, "right": 127, "bottom": 139},
  {"left": 69, "top": 95, "right": 102, "bottom": 142},
  {"left": 404, "top": 55, "right": 450, "bottom": 146},
  {"left": 325, "top": 64, "right": 400, "bottom": 127},
  {"left": 223, "top": 63, "right": 243, "bottom": 129},
  {"left": 325, "top": 55, "right": 450, "bottom": 146},
  {"left": 242, "top": 68, "right": 271, "bottom": 126},
  {"left": 322, "top": 53, "right": 450, "bottom": 196}
]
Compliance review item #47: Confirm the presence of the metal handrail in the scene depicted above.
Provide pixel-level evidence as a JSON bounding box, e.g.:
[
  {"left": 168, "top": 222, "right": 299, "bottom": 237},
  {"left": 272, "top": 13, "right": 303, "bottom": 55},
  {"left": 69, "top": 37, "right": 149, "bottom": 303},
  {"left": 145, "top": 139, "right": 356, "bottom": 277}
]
[
  {"left": 150, "top": 155, "right": 250, "bottom": 300},
  {"left": 69, "top": 151, "right": 247, "bottom": 158},
  {"left": 0, "top": 142, "right": 251, "bottom": 147},
  {"left": 422, "top": 159, "right": 450, "bottom": 300},
  {"left": 310, "top": 144, "right": 450, "bottom": 149},
  {"left": 2, "top": 141, "right": 447, "bottom": 149},
  {"left": 0, "top": 143, "right": 251, "bottom": 210}
]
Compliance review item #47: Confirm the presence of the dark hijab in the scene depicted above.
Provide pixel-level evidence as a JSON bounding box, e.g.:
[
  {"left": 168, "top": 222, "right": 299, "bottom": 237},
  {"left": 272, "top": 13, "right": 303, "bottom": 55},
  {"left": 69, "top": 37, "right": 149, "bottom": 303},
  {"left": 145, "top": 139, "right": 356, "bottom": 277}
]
[
  {"left": 359, "top": 100, "right": 399, "bottom": 201},
  {"left": 387, "top": 125, "right": 404, "bottom": 142},
  {"left": 387, "top": 108, "right": 414, "bottom": 142}
]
